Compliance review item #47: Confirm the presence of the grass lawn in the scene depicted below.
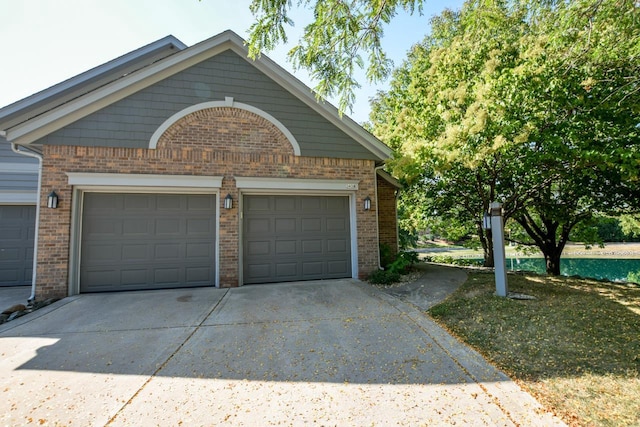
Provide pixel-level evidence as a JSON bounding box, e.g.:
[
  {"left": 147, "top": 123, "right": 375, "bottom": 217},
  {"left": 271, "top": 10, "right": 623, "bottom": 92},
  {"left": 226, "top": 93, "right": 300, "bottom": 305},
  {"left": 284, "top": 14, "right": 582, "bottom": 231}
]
[{"left": 428, "top": 271, "right": 640, "bottom": 427}]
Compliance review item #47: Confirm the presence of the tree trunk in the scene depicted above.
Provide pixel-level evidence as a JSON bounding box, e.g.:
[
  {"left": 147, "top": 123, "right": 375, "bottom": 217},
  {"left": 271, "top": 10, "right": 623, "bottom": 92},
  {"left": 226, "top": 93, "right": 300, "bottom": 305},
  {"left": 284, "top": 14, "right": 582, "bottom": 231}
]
[
  {"left": 479, "top": 225, "right": 494, "bottom": 267},
  {"left": 544, "top": 251, "right": 561, "bottom": 276}
]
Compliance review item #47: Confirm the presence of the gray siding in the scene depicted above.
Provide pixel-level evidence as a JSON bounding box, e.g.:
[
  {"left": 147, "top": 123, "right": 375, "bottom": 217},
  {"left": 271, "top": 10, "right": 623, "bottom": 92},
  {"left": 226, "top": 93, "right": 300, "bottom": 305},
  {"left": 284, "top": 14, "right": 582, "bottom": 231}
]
[
  {"left": 0, "top": 138, "right": 38, "bottom": 195},
  {"left": 35, "top": 50, "right": 377, "bottom": 160}
]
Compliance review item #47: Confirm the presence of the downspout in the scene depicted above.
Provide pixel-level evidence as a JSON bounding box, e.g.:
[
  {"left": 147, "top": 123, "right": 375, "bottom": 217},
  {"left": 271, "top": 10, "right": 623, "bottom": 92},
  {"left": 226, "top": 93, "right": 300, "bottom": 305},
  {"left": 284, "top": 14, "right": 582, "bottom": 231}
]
[
  {"left": 374, "top": 165, "right": 385, "bottom": 270},
  {"left": 10, "top": 142, "right": 43, "bottom": 303}
]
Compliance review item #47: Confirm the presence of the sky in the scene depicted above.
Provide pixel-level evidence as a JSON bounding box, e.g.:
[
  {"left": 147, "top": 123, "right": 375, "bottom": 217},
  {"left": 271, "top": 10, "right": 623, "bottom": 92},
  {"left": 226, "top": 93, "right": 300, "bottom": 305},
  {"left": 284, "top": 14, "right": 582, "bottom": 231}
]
[{"left": 0, "top": 0, "right": 464, "bottom": 124}]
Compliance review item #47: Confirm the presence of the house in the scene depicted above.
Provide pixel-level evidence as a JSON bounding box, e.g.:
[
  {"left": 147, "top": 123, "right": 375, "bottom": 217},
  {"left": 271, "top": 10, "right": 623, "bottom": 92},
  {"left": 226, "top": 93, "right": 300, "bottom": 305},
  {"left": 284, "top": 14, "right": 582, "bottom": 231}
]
[{"left": 0, "top": 30, "right": 399, "bottom": 299}]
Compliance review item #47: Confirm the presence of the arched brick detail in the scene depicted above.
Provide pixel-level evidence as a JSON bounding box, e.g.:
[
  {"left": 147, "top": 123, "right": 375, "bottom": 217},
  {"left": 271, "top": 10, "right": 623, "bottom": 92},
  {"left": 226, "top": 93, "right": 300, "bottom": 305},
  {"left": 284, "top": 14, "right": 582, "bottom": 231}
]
[{"left": 156, "top": 107, "right": 294, "bottom": 155}]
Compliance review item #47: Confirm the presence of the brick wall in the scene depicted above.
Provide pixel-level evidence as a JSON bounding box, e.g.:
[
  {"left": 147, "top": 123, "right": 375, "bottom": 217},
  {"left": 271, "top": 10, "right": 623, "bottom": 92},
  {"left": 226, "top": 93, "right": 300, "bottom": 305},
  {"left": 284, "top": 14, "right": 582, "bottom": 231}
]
[
  {"left": 377, "top": 175, "right": 399, "bottom": 254},
  {"left": 36, "top": 107, "right": 379, "bottom": 298}
]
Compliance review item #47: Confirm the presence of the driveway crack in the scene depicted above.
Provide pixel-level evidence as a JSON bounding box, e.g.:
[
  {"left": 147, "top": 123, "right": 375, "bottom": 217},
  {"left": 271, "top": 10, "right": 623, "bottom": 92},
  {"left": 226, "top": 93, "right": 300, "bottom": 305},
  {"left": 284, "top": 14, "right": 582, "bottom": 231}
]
[{"left": 104, "top": 288, "right": 229, "bottom": 426}]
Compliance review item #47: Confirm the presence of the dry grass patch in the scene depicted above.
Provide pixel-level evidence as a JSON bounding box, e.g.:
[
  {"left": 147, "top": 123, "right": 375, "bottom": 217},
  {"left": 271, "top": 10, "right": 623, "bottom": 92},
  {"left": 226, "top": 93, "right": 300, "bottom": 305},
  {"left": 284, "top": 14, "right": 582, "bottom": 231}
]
[{"left": 428, "top": 272, "right": 640, "bottom": 427}]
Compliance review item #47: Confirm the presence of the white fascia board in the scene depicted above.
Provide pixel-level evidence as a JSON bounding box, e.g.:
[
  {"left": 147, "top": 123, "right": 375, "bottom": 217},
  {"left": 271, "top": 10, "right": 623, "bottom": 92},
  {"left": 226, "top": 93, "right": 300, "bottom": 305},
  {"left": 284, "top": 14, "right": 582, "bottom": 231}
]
[
  {"left": 0, "top": 162, "right": 39, "bottom": 173},
  {"left": 235, "top": 177, "right": 359, "bottom": 191},
  {"left": 66, "top": 172, "right": 223, "bottom": 188},
  {"left": 0, "top": 191, "right": 37, "bottom": 204},
  {"left": 7, "top": 34, "right": 236, "bottom": 145}
]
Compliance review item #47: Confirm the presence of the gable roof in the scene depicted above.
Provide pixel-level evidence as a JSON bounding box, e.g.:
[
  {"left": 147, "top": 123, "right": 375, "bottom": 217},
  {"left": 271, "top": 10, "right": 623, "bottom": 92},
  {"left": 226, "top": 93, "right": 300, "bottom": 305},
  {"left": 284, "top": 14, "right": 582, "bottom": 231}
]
[{"left": 0, "top": 30, "right": 392, "bottom": 161}]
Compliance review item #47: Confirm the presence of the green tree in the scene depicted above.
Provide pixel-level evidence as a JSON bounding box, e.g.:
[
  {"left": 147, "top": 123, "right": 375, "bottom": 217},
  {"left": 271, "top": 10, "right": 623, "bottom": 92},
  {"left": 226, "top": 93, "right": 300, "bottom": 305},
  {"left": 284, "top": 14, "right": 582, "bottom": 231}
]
[
  {"left": 507, "top": 0, "right": 640, "bottom": 274},
  {"left": 371, "top": 1, "right": 549, "bottom": 266},
  {"left": 620, "top": 214, "right": 640, "bottom": 238},
  {"left": 246, "top": 0, "right": 422, "bottom": 113},
  {"left": 370, "top": 0, "right": 640, "bottom": 274}
]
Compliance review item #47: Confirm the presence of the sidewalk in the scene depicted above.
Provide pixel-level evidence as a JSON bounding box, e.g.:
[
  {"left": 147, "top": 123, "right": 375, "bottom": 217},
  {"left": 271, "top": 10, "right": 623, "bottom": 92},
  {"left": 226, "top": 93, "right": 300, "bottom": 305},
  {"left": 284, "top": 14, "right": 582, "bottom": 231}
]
[{"left": 377, "top": 262, "right": 468, "bottom": 310}]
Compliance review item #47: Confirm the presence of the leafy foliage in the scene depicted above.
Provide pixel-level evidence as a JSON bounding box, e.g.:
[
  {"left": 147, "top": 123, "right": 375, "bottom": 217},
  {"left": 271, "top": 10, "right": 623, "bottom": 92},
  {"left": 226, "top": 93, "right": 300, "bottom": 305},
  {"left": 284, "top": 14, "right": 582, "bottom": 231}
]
[
  {"left": 371, "top": 0, "right": 640, "bottom": 274},
  {"left": 367, "top": 269, "right": 401, "bottom": 285},
  {"left": 247, "top": 0, "right": 423, "bottom": 113},
  {"left": 369, "top": 248, "right": 420, "bottom": 284}
]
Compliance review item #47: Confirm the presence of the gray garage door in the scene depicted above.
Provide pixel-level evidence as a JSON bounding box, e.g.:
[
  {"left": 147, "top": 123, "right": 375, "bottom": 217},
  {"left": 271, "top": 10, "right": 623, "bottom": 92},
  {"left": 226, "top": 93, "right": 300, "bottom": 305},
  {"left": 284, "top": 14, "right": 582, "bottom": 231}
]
[
  {"left": 243, "top": 195, "right": 351, "bottom": 284},
  {"left": 80, "top": 193, "right": 216, "bottom": 293},
  {"left": 0, "top": 205, "right": 35, "bottom": 286}
]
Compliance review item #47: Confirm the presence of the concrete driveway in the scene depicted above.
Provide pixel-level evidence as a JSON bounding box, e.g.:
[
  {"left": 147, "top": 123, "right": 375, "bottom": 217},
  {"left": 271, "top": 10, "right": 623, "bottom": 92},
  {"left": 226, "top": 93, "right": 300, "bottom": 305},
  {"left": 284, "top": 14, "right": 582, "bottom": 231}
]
[{"left": 0, "top": 279, "right": 563, "bottom": 426}]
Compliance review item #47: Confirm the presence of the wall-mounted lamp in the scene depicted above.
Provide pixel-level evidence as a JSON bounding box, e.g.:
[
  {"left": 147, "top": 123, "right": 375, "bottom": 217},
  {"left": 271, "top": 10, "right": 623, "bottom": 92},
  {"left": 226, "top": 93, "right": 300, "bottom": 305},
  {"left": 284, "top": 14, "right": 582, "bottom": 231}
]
[
  {"left": 224, "top": 193, "right": 233, "bottom": 209},
  {"left": 47, "top": 191, "right": 59, "bottom": 209},
  {"left": 363, "top": 196, "right": 371, "bottom": 211}
]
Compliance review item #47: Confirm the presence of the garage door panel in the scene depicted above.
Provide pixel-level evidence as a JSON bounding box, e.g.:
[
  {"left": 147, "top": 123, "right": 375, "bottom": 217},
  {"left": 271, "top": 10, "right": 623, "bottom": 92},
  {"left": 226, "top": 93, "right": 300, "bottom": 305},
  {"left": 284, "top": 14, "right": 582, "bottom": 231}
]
[
  {"left": 155, "top": 218, "right": 181, "bottom": 235},
  {"left": 154, "top": 243, "right": 181, "bottom": 259},
  {"left": 188, "top": 195, "right": 215, "bottom": 210},
  {"left": 187, "top": 218, "right": 212, "bottom": 234},
  {"left": 275, "top": 197, "right": 296, "bottom": 211},
  {"left": 327, "top": 239, "right": 348, "bottom": 253},
  {"left": 156, "top": 194, "right": 182, "bottom": 210},
  {"left": 122, "top": 244, "right": 148, "bottom": 261},
  {"left": 247, "top": 240, "right": 270, "bottom": 256},
  {"left": 246, "top": 217, "right": 270, "bottom": 234},
  {"left": 328, "top": 260, "right": 349, "bottom": 275},
  {"left": 301, "top": 240, "right": 322, "bottom": 254},
  {"left": 275, "top": 263, "right": 297, "bottom": 277},
  {"left": 186, "top": 266, "right": 211, "bottom": 282},
  {"left": 245, "top": 196, "right": 270, "bottom": 211},
  {"left": 275, "top": 218, "right": 296, "bottom": 233},
  {"left": 246, "top": 263, "right": 271, "bottom": 281},
  {"left": 122, "top": 218, "right": 150, "bottom": 235},
  {"left": 155, "top": 268, "right": 180, "bottom": 284},
  {"left": 301, "top": 197, "right": 322, "bottom": 211},
  {"left": 84, "top": 244, "right": 121, "bottom": 263},
  {"left": 302, "top": 262, "right": 323, "bottom": 276},
  {"left": 120, "top": 269, "right": 148, "bottom": 286},
  {"left": 85, "top": 219, "right": 120, "bottom": 237},
  {"left": 275, "top": 240, "right": 296, "bottom": 255},
  {"left": 326, "top": 197, "right": 347, "bottom": 210},
  {"left": 80, "top": 193, "right": 215, "bottom": 292},
  {"left": 1, "top": 227, "right": 23, "bottom": 240},
  {"left": 84, "top": 269, "right": 120, "bottom": 288},
  {"left": 186, "top": 242, "right": 212, "bottom": 258},
  {"left": 0, "top": 247, "right": 20, "bottom": 261},
  {"left": 243, "top": 195, "right": 351, "bottom": 284},
  {"left": 124, "top": 194, "right": 152, "bottom": 210},
  {"left": 326, "top": 217, "right": 348, "bottom": 232},
  {"left": 301, "top": 218, "right": 321, "bottom": 232},
  {"left": 1, "top": 270, "right": 19, "bottom": 282},
  {"left": 83, "top": 194, "right": 114, "bottom": 212}
]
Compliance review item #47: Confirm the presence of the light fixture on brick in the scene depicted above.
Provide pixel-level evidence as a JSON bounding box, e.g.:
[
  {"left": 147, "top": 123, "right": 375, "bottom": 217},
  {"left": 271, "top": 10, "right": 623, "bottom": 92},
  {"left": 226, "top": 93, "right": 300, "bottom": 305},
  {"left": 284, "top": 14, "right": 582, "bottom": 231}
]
[
  {"left": 47, "top": 191, "right": 59, "bottom": 209},
  {"left": 364, "top": 196, "right": 371, "bottom": 211},
  {"left": 224, "top": 193, "right": 233, "bottom": 209}
]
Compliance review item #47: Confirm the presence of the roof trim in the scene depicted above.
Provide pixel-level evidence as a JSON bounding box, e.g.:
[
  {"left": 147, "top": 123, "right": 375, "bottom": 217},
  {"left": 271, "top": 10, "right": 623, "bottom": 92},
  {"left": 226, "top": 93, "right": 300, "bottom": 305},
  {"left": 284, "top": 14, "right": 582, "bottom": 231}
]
[
  {"left": 1, "top": 30, "right": 391, "bottom": 161},
  {"left": 149, "top": 97, "right": 301, "bottom": 155}
]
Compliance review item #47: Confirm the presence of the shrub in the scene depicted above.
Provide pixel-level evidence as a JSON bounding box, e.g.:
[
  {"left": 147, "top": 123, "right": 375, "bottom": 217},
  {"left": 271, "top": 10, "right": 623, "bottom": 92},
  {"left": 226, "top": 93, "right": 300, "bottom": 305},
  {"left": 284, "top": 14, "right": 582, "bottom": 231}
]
[
  {"left": 367, "top": 269, "right": 402, "bottom": 285},
  {"left": 379, "top": 243, "right": 395, "bottom": 269},
  {"left": 387, "top": 250, "right": 420, "bottom": 274},
  {"left": 428, "top": 255, "right": 483, "bottom": 267}
]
